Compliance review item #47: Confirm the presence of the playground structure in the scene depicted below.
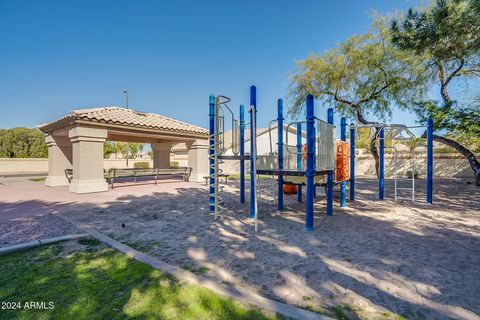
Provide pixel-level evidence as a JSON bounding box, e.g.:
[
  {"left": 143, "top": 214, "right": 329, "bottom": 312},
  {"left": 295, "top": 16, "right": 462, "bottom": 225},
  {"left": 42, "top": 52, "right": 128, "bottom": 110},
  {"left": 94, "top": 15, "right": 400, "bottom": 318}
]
[
  {"left": 349, "top": 121, "right": 434, "bottom": 203},
  {"left": 209, "top": 86, "right": 434, "bottom": 232}
]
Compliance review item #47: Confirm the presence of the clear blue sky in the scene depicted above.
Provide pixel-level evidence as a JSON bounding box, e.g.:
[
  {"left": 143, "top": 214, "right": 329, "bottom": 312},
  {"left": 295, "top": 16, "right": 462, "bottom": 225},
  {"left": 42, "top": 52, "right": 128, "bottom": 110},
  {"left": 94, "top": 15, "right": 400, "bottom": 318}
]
[{"left": 0, "top": 0, "right": 426, "bottom": 132}]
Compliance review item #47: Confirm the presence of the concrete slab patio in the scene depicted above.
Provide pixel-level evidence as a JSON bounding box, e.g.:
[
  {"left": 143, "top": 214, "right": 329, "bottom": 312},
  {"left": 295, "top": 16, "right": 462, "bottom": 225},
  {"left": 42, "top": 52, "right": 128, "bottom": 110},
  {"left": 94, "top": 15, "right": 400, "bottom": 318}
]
[{"left": 0, "top": 176, "right": 479, "bottom": 319}]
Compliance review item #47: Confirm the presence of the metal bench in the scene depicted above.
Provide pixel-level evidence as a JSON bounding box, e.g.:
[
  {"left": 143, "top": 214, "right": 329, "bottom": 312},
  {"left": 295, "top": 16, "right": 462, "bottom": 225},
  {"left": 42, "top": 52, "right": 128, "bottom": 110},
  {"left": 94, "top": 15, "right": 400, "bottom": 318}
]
[
  {"left": 203, "top": 173, "right": 229, "bottom": 186},
  {"left": 64, "top": 169, "right": 73, "bottom": 183},
  {"left": 64, "top": 168, "right": 109, "bottom": 184},
  {"left": 109, "top": 167, "right": 192, "bottom": 189}
]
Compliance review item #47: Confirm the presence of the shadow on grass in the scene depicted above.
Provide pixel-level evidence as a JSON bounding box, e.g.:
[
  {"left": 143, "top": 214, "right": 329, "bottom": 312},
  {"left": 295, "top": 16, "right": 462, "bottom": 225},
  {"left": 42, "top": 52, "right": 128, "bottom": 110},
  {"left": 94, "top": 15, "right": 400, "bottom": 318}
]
[{"left": 0, "top": 240, "right": 281, "bottom": 320}]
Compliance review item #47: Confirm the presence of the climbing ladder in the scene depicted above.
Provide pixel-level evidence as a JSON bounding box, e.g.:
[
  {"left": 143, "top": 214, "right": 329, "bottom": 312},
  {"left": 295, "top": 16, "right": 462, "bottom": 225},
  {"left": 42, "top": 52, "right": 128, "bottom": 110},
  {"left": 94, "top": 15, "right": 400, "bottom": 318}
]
[
  {"left": 355, "top": 124, "right": 421, "bottom": 202},
  {"left": 209, "top": 95, "right": 241, "bottom": 220}
]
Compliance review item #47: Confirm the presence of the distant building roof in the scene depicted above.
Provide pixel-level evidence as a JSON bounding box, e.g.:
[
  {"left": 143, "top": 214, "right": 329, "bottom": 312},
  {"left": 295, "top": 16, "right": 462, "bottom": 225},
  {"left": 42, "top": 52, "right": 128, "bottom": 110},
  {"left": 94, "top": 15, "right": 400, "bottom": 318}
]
[
  {"left": 171, "top": 124, "right": 306, "bottom": 152},
  {"left": 38, "top": 107, "right": 208, "bottom": 136},
  {"left": 220, "top": 124, "right": 306, "bottom": 151}
]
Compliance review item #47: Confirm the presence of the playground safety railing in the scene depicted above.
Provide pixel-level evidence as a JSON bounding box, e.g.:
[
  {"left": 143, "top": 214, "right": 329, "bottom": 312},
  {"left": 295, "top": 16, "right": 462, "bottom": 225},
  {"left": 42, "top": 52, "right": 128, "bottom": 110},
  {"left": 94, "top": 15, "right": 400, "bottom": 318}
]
[{"left": 316, "top": 119, "right": 336, "bottom": 171}]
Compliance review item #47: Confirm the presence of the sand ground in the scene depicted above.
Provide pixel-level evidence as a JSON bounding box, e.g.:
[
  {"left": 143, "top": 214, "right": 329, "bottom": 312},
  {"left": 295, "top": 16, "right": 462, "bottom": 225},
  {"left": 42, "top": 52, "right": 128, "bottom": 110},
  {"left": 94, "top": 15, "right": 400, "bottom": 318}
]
[{"left": 56, "top": 177, "right": 480, "bottom": 320}]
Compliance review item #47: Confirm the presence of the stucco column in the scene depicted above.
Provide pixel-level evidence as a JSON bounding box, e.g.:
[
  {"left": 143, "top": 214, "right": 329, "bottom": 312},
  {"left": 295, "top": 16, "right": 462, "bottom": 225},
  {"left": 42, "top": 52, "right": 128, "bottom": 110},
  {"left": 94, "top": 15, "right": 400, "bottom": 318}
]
[
  {"left": 45, "top": 135, "right": 72, "bottom": 187},
  {"left": 151, "top": 142, "right": 172, "bottom": 169},
  {"left": 68, "top": 126, "right": 108, "bottom": 193},
  {"left": 187, "top": 139, "right": 209, "bottom": 182}
]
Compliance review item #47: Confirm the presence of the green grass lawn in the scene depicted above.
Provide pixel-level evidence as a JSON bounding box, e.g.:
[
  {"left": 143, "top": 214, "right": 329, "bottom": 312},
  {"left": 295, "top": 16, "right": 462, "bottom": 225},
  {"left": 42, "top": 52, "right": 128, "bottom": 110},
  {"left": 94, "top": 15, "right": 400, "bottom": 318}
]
[
  {"left": 0, "top": 239, "right": 282, "bottom": 320},
  {"left": 28, "top": 177, "right": 46, "bottom": 182}
]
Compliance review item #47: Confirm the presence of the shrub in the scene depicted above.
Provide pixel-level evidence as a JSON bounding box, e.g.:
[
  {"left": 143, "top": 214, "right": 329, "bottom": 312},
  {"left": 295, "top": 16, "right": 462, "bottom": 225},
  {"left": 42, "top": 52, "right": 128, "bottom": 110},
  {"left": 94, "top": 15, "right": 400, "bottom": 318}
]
[
  {"left": 406, "top": 170, "right": 419, "bottom": 179},
  {"left": 133, "top": 162, "right": 150, "bottom": 169},
  {"left": 170, "top": 161, "right": 179, "bottom": 168}
]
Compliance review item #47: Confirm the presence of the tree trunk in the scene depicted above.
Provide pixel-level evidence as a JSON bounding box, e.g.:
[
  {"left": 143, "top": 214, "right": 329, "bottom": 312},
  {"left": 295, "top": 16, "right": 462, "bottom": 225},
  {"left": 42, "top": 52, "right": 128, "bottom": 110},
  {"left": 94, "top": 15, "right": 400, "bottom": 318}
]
[
  {"left": 356, "top": 108, "right": 381, "bottom": 178},
  {"left": 370, "top": 128, "right": 381, "bottom": 177},
  {"left": 421, "top": 131, "right": 480, "bottom": 186}
]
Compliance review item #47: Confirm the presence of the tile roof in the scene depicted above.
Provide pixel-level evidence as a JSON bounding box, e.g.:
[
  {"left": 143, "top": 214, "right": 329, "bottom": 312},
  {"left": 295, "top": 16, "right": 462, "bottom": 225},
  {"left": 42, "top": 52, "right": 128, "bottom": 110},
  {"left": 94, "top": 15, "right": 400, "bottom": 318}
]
[{"left": 38, "top": 107, "right": 208, "bottom": 136}]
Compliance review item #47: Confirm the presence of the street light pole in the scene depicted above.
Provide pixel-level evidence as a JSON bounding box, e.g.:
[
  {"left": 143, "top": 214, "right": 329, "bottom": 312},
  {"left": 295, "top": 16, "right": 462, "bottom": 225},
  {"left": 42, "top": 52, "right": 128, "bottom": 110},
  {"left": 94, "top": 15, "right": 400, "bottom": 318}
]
[{"left": 124, "top": 90, "right": 129, "bottom": 168}]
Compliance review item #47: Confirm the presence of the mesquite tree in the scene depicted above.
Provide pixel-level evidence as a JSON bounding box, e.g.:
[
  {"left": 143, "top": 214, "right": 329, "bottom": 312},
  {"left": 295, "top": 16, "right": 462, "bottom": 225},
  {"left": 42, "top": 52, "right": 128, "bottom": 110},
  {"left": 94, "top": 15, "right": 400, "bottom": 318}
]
[
  {"left": 391, "top": 0, "right": 480, "bottom": 185},
  {"left": 290, "top": 17, "right": 427, "bottom": 176}
]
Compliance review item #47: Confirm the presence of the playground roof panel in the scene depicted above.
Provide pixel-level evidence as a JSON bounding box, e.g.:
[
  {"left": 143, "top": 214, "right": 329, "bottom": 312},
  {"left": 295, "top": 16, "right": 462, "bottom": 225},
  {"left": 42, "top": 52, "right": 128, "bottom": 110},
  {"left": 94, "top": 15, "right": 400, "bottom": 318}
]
[{"left": 38, "top": 107, "right": 209, "bottom": 137}]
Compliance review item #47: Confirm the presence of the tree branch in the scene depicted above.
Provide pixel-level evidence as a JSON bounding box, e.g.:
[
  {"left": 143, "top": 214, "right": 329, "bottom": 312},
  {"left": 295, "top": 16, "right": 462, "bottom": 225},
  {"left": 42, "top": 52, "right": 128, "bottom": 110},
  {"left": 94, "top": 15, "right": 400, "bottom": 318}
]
[
  {"left": 332, "top": 89, "right": 357, "bottom": 108},
  {"left": 438, "top": 58, "right": 465, "bottom": 104},
  {"left": 445, "top": 57, "right": 465, "bottom": 86},
  {"left": 457, "top": 69, "right": 480, "bottom": 76},
  {"left": 421, "top": 131, "right": 480, "bottom": 186},
  {"left": 358, "top": 65, "right": 389, "bottom": 105}
]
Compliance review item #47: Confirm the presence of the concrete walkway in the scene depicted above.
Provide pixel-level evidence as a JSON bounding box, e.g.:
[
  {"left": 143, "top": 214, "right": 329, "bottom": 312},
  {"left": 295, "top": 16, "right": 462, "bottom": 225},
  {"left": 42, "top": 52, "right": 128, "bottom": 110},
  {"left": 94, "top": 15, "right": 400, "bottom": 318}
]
[{"left": 0, "top": 177, "right": 200, "bottom": 221}]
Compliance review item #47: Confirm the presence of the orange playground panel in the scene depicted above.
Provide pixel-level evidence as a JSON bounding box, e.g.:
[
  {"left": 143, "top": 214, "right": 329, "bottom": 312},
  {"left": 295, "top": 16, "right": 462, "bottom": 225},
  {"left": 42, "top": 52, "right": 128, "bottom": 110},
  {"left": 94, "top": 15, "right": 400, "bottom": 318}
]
[{"left": 336, "top": 141, "right": 349, "bottom": 181}]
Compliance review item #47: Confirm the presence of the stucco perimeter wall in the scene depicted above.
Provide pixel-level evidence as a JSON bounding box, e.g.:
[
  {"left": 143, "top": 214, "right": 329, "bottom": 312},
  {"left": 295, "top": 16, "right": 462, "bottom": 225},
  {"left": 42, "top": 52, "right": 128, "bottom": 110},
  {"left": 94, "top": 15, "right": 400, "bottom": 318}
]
[
  {"left": 355, "top": 154, "right": 474, "bottom": 178},
  {"left": 0, "top": 158, "right": 154, "bottom": 174},
  {"left": 102, "top": 159, "right": 154, "bottom": 170},
  {"left": 1, "top": 154, "right": 474, "bottom": 178},
  {"left": 0, "top": 158, "right": 49, "bottom": 174},
  {"left": 219, "top": 154, "right": 475, "bottom": 179}
]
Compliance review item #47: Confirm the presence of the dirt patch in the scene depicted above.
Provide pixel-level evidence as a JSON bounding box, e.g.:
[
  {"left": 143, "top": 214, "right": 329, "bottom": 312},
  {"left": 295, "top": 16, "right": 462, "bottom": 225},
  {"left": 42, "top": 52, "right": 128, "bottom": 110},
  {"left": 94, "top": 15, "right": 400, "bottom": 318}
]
[{"left": 0, "top": 214, "right": 83, "bottom": 247}]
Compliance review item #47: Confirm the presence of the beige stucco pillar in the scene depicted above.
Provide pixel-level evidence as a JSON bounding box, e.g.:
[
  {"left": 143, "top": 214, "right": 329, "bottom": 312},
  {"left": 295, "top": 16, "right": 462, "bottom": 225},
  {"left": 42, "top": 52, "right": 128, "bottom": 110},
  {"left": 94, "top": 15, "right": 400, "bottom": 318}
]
[
  {"left": 187, "top": 139, "right": 209, "bottom": 182},
  {"left": 45, "top": 134, "right": 72, "bottom": 187},
  {"left": 68, "top": 126, "right": 108, "bottom": 193},
  {"left": 151, "top": 142, "right": 172, "bottom": 169}
]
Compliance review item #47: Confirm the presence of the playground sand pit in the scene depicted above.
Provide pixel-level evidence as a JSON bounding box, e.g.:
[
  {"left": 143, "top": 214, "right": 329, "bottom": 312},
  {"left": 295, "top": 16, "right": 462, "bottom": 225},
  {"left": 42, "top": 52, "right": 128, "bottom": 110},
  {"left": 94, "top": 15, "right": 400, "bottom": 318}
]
[{"left": 61, "top": 177, "right": 480, "bottom": 319}]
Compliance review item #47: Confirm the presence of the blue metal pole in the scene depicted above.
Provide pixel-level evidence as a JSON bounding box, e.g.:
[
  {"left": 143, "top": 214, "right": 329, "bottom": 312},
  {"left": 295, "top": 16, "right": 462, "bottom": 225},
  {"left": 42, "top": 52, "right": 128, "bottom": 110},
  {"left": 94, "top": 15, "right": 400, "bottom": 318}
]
[
  {"left": 209, "top": 94, "right": 215, "bottom": 213},
  {"left": 250, "top": 85, "right": 257, "bottom": 219},
  {"left": 379, "top": 127, "right": 385, "bottom": 200},
  {"left": 296, "top": 123, "right": 302, "bottom": 203},
  {"left": 305, "top": 95, "right": 315, "bottom": 232},
  {"left": 240, "top": 104, "right": 245, "bottom": 204},
  {"left": 326, "top": 108, "right": 334, "bottom": 216},
  {"left": 349, "top": 123, "right": 355, "bottom": 201},
  {"left": 427, "top": 118, "right": 433, "bottom": 204},
  {"left": 313, "top": 125, "right": 317, "bottom": 199},
  {"left": 277, "top": 99, "right": 284, "bottom": 211},
  {"left": 340, "top": 117, "right": 347, "bottom": 208}
]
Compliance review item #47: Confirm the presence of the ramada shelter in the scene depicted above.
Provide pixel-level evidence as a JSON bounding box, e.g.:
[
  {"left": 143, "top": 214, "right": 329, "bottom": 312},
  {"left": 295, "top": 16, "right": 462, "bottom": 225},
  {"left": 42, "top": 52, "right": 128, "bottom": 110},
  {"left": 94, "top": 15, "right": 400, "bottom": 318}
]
[{"left": 38, "top": 107, "right": 209, "bottom": 194}]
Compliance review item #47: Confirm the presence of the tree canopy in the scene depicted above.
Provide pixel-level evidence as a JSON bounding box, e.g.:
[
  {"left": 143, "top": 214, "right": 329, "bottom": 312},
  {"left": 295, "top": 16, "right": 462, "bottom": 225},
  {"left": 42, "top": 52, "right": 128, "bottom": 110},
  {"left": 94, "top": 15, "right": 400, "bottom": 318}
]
[
  {"left": 290, "top": 16, "right": 428, "bottom": 176},
  {"left": 391, "top": 0, "right": 480, "bottom": 184},
  {"left": 290, "top": 1, "right": 480, "bottom": 184},
  {"left": 0, "top": 128, "right": 48, "bottom": 158},
  {"left": 391, "top": 0, "right": 480, "bottom": 98},
  {"left": 290, "top": 16, "right": 427, "bottom": 123},
  {"left": 391, "top": 0, "right": 480, "bottom": 125},
  {"left": 104, "top": 141, "right": 145, "bottom": 159}
]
